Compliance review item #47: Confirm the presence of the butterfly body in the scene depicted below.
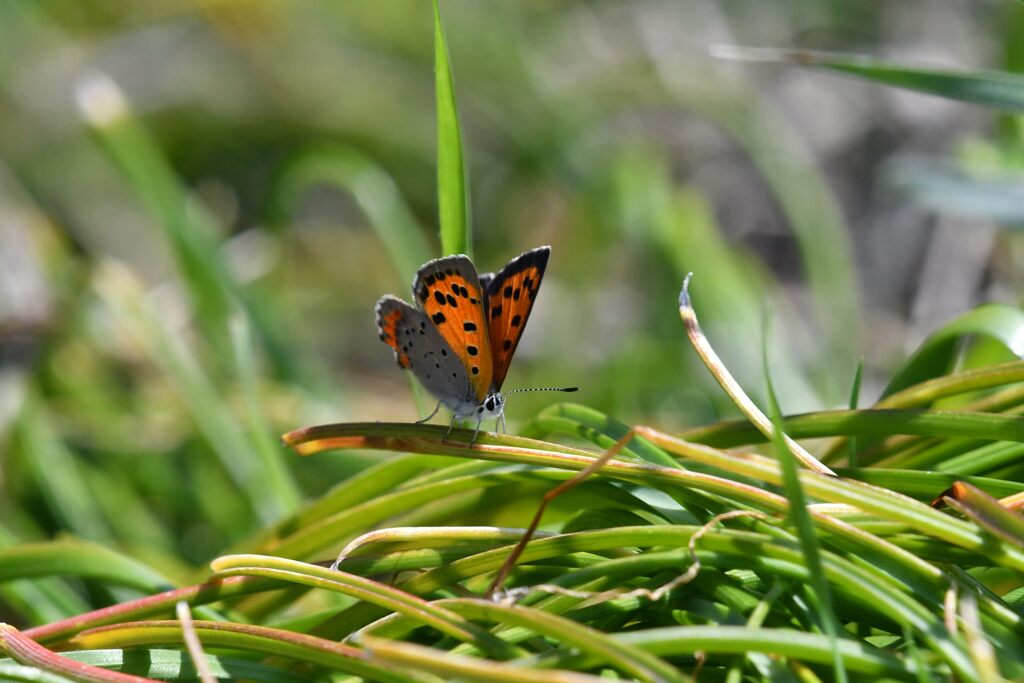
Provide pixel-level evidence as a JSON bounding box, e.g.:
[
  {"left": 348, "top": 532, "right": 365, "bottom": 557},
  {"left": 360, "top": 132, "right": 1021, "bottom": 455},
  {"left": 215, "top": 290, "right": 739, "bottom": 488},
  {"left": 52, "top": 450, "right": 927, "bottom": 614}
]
[{"left": 376, "top": 246, "right": 551, "bottom": 438}]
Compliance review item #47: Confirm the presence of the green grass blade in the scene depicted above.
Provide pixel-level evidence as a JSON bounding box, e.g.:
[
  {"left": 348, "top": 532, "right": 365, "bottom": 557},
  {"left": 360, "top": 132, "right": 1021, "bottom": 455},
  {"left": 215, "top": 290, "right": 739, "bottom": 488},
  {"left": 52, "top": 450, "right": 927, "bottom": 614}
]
[
  {"left": 940, "top": 482, "right": 1024, "bottom": 549},
  {"left": 93, "top": 263, "right": 286, "bottom": 525},
  {"left": 614, "top": 626, "right": 918, "bottom": 679},
  {"left": 433, "top": 0, "right": 470, "bottom": 257},
  {"left": 74, "top": 73, "right": 236, "bottom": 356},
  {"left": 11, "top": 394, "right": 112, "bottom": 543},
  {"left": 438, "top": 599, "right": 689, "bottom": 683},
  {"left": 66, "top": 649, "right": 308, "bottom": 683},
  {"left": 682, "top": 408, "right": 1024, "bottom": 447},
  {"left": 762, "top": 320, "right": 847, "bottom": 683},
  {"left": 848, "top": 359, "right": 864, "bottom": 467},
  {"left": 715, "top": 47, "right": 1024, "bottom": 112},
  {"left": 68, "top": 623, "right": 415, "bottom": 683},
  {"left": 882, "top": 303, "right": 1024, "bottom": 397},
  {"left": 210, "top": 554, "right": 518, "bottom": 658},
  {"left": 0, "top": 540, "right": 172, "bottom": 593},
  {"left": 0, "top": 662, "right": 76, "bottom": 683},
  {"left": 229, "top": 314, "right": 301, "bottom": 512}
]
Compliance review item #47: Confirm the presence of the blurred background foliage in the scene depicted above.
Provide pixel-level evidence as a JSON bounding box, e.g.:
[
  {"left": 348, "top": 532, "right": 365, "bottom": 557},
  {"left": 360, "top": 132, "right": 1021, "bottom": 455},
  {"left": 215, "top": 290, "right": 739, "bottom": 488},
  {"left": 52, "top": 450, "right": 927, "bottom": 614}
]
[{"left": 1, "top": 0, "right": 1024, "bottom": 595}]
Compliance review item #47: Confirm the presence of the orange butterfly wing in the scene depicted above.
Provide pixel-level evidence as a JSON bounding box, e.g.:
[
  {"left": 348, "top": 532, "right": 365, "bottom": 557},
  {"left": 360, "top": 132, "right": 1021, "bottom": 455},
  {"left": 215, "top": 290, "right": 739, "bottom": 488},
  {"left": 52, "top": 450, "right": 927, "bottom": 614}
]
[
  {"left": 483, "top": 246, "right": 549, "bottom": 390},
  {"left": 412, "top": 255, "right": 493, "bottom": 402}
]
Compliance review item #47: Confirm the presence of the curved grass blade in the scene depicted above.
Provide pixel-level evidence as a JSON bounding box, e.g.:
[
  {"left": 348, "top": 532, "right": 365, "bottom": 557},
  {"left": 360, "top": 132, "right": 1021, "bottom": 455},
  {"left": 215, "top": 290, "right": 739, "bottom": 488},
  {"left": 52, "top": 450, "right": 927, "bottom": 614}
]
[
  {"left": 68, "top": 621, "right": 414, "bottom": 683},
  {"left": 24, "top": 576, "right": 270, "bottom": 645},
  {"left": 363, "top": 636, "right": 602, "bottom": 683},
  {"left": 209, "top": 554, "right": 519, "bottom": 659},
  {"left": 0, "top": 625, "right": 151, "bottom": 683},
  {"left": 437, "top": 598, "right": 688, "bottom": 683},
  {"left": 819, "top": 304, "right": 1024, "bottom": 462},
  {"left": 66, "top": 649, "right": 306, "bottom": 683},
  {"left": 883, "top": 304, "right": 1024, "bottom": 398},
  {"left": 633, "top": 428, "right": 1024, "bottom": 575},
  {"left": 433, "top": 0, "right": 469, "bottom": 257},
  {"left": 713, "top": 47, "right": 1024, "bottom": 112},
  {"left": 0, "top": 541, "right": 172, "bottom": 593},
  {"left": 678, "top": 275, "right": 834, "bottom": 475},
  {"left": 268, "top": 145, "right": 432, "bottom": 279}
]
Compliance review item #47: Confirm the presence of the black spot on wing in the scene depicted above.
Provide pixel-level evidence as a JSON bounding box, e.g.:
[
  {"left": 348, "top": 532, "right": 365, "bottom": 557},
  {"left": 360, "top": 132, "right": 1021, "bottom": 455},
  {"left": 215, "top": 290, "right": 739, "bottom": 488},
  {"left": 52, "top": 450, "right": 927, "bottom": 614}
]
[
  {"left": 446, "top": 293, "right": 458, "bottom": 307},
  {"left": 463, "top": 322, "right": 477, "bottom": 331},
  {"left": 434, "top": 291, "right": 446, "bottom": 305},
  {"left": 491, "top": 305, "right": 502, "bottom": 319},
  {"left": 432, "top": 312, "right": 446, "bottom": 325},
  {"left": 511, "top": 314, "right": 522, "bottom": 327},
  {"left": 467, "top": 345, "right": 478, "bottom": 356}
]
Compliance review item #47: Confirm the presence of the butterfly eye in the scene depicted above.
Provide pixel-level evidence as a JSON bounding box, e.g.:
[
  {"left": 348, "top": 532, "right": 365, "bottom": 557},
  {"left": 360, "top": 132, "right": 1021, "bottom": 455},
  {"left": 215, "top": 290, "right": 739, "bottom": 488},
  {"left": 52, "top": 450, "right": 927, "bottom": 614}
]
[{"left": 485, "top": 396, "right": 495, "bottom": 411}]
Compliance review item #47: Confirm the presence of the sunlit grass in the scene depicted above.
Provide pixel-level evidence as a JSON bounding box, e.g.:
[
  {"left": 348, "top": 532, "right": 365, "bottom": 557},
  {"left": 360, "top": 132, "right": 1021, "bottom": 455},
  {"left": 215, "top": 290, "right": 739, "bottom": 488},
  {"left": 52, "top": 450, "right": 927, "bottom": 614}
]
[{"left": 2, "top": 2, "right": 1024, "bottom": 682}]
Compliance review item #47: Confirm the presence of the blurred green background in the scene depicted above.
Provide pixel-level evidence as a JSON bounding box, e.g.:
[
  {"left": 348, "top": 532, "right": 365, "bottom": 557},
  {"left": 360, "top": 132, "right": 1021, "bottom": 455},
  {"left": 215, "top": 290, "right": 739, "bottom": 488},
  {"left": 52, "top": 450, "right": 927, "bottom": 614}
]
[{"left": 2, "top": 1, "right": 1024, "bottom": 591}]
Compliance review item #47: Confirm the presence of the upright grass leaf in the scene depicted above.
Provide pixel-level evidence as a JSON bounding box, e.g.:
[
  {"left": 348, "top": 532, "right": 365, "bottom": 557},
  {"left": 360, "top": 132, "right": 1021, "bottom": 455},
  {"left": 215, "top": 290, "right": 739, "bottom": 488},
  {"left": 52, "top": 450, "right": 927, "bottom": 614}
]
[
  {"left": 761, "top": 319, "right": 847, "bottom": 683},
  {"left": 12, "top": 393, "right": 112, "bottom": 544},
  {"left": 229, "top": 314, "right": 300, "bottom": 513},
  {"left": 848, "top": 360, "right": 864, "bottom": 468},
  {"left": 94, "top": 262, "right": 287, "bottom": 525},
  {"left": 269, "top": 145, "right": 432, "bottom": 280},
  {"left": 713, "top": 47, "right": 1024, "bottom": 112},
  {"left": 433, "top": 0, "right": 470, "bottom": 257},
  {"left": 674, "top": 91, "right": 859, "bottom": 400},
  {"left": 73, "top": 71, "right": 306, "bottom": 387},
  {"left": 74, "top": 72, "right": 236, "bottom": 358}
]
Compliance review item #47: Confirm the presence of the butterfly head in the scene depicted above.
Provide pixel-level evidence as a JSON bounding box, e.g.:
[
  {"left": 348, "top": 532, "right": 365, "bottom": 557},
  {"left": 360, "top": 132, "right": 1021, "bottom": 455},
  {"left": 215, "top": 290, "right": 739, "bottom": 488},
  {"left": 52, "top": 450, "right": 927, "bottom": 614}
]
[{"left": 475, "top": 391, "right": 506, "bottom": 420}]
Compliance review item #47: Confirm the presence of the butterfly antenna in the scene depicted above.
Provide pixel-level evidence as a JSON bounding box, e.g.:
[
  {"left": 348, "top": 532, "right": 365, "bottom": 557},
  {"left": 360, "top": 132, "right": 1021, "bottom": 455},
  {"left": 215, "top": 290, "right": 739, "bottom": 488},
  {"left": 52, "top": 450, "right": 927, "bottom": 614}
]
[{"left": 505, "top": 386, "right": 579, "bottom": 394}]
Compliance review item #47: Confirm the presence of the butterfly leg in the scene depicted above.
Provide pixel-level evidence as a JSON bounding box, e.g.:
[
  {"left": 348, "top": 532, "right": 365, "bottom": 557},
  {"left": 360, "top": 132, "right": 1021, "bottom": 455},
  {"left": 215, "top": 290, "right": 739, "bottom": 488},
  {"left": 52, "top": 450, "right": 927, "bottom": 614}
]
[
  {"left": 416, "top": 400, "right": 443, "bottom": 425},
  {"left": 444, "top": 415, "right": 458, "bottom": 441},
  {"left": 470, "top": 417, "right": 483, "bottom": 445},
  {"left": 497, "top": 413, "right": 506, "bottom": 434}
]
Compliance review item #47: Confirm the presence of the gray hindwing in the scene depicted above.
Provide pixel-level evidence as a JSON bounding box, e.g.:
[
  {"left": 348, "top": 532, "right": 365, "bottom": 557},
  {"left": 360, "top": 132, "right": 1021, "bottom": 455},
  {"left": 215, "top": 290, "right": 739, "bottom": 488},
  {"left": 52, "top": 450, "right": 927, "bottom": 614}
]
[{"left": 375, "top": 295, "right": 472, "bottom": 409}]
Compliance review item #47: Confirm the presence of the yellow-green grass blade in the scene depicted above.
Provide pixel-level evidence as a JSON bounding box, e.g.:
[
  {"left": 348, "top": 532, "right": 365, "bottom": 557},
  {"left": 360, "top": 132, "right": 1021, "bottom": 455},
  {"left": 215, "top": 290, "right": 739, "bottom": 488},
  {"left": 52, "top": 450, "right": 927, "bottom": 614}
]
[{"left": 67, "top": 622, "right": 415, "bottom": 683}]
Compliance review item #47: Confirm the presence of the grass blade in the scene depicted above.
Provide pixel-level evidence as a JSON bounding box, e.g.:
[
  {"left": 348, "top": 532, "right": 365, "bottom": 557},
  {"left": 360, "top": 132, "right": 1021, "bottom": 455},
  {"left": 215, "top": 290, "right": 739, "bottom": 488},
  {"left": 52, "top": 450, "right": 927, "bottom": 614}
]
[
  {"left": 761, "top": 317, "right": 847, "bottom": 683},
  {"left": 714, "top": 47, "right": 1024, "bottom": 112},
  {"left": 433, "top": 0, "right": 470, "bottom": 257}
]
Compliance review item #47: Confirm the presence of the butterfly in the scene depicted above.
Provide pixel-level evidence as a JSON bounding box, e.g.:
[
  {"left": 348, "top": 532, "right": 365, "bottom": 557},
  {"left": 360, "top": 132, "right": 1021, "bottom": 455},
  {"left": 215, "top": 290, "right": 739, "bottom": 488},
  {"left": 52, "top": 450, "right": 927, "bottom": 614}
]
[{"left": 375, "top": 246, "right": 575, "bottom": 441}]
